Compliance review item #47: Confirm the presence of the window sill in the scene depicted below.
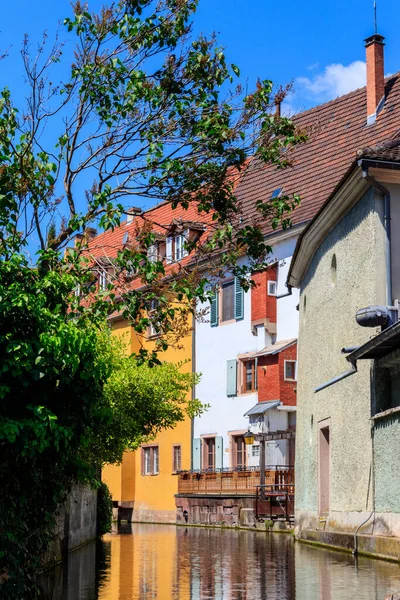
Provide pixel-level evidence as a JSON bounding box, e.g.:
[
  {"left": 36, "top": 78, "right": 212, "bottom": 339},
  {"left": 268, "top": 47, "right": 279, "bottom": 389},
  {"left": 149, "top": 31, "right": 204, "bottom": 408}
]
[
  {"left": 284, "top": 378, "right": 297, "bottom": 382},
  {"left": 371, "top": 405, "right": 400, "bottom": 421},
  {"left": 218, "top": 318, "right": 236, "bottom": 326},
  {"left": 237, "top": 390, "right": 257, "bottom": 397}
]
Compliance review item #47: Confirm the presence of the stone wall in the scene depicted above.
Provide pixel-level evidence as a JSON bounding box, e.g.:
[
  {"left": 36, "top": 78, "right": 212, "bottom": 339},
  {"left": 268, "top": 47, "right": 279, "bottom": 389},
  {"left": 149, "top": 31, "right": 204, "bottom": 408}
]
[
  {"left": 44, "top": 484, "right": 97, "bottom": 568},
  {"left": 176, "top": 495, "right": 257, "bottom": 527}
]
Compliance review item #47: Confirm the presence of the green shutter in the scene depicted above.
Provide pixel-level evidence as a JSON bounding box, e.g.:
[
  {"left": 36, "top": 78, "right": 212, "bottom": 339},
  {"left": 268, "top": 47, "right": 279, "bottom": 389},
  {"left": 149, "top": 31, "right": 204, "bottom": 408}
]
[
  {"left": 226, "top": 359, "right": 237, "bottom": 396},
  {"left": 234, "top": 276, "right": 244, "bottom": 320},
  {"left": 216, "top": 437, "right": 224, "bottom": 469},
  {"left": 210, "top": 291, "right": 219, "bottom": 327},
  {"left": 192, "top": 438, "right": 201, "bottom": 470}
]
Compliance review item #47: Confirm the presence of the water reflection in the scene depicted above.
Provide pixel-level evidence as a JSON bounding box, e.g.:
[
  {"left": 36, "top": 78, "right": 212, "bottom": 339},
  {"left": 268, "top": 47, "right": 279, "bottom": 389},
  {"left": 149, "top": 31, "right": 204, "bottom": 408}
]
[{"left": 40, "top": 523, "right": 400, "bottom": 599}]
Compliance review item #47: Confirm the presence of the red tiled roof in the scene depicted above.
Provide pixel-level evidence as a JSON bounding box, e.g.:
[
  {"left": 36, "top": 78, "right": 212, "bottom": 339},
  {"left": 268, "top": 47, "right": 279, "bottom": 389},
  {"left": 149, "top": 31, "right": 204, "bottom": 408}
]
[
  {"left": 87, "top": 73, "right": 400, "bottom": 262},
  {"left": 235, "top": 74, "right": 400, "bottom": 235}
]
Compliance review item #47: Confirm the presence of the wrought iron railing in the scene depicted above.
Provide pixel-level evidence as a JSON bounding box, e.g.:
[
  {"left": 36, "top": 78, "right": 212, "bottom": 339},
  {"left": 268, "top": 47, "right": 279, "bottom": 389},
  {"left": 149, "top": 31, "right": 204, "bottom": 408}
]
[{"left": 176, "top": 466, "right": 294, "bottom": 496}]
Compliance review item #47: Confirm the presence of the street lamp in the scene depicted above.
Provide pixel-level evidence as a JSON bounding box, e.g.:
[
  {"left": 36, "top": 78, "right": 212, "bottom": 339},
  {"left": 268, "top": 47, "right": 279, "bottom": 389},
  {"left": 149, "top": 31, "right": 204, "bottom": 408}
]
[{"left": 243, "top": 429, "right": 255, "bottom": 446}]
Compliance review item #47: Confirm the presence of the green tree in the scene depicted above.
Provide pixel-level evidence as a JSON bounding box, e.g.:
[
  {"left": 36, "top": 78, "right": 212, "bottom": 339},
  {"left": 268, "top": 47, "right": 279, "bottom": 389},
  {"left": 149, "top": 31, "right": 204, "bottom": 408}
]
[{"left": 0, "top": 0, "right": 306, "bottom": 595}]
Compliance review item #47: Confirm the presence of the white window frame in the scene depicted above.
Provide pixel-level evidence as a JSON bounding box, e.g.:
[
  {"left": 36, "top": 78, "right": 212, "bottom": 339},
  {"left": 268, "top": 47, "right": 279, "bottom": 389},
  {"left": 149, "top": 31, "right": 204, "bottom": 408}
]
[
  {"left": 284, "top": 359, "right": 297, "bottom": 381},
  {"left": 148, "top": 299, "right": 159, "bottom": 338},
  {"left": 153, "top": 447, "right": 159, "bottom": 474},
  {"left": 268, "top": 280, "right": 277, "bottom": 296},
  {"left": 99, "top": 270, "right": 107, "bottom": 291},
  {"left": 144, "top": 448, "right": 152, "bottom": 475},
  {"left": 173, "top": 445, "right": 182, "bottom": 472},
  {"left": 252, "top": 444, "right": 260, "bottom": 458},
  {"left": 147, "top": 243, "right": 158, "bottom": 263}
]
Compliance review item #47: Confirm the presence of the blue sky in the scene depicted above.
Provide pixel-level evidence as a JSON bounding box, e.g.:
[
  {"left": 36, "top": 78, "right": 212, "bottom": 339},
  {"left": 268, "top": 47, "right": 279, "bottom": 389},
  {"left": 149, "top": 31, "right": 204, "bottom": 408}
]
[
  {"left": 0, "top": 0, "right": 399, "bottom": 249},
  {"left": 1, "top": 0, "right": 399, "bottom": 113}
]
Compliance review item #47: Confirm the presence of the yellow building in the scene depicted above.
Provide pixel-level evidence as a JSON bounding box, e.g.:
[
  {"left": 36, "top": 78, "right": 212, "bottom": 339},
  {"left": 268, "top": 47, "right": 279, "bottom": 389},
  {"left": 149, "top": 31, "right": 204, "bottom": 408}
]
[{"left": 103, "top": 314, "right": 193, "bottom": 523}]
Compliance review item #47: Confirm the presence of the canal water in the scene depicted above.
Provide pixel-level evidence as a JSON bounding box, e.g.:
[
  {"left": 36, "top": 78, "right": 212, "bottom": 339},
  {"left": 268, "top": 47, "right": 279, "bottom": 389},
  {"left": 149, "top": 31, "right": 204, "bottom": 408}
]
[{"left": 40, "top": 523, "right": 400, "bottom": 599}]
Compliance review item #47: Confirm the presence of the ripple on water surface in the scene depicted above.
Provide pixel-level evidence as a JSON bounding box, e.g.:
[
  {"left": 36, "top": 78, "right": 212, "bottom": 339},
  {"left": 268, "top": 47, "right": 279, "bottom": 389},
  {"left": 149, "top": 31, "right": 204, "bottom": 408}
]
[{"left": 40, "top": 523, "right": 400, "bottom": 600}]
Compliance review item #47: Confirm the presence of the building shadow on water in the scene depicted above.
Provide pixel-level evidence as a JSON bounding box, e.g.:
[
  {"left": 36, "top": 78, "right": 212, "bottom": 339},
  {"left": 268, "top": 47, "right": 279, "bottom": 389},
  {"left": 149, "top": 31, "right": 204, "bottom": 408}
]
[{"left": 39, "top": 524, "right": 400, "bottom": 599}]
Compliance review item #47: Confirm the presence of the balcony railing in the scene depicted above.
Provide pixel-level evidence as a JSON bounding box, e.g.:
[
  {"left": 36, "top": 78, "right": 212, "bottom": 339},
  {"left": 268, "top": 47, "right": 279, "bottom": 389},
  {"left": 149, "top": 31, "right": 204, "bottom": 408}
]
[{"left": 176, "top": 466, "right": 294, "bottom": 496}]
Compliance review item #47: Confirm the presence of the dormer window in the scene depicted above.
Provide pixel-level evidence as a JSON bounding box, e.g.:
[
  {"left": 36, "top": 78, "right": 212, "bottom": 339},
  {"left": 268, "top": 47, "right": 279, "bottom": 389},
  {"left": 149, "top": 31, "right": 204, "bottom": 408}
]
[
  {"left": 98, "top": 270, "right": 108, "bottom": 291},
  {"left": 147, "top": 243, "right": 158, "bottom": 263},
  {"left": 166, "top": 232, "right": 188, "bottom": 263}
]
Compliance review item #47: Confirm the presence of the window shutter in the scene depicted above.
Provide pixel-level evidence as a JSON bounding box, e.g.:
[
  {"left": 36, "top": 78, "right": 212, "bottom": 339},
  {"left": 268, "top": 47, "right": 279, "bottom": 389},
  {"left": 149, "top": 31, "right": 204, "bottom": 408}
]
[
  {"left": 192, "top": 438, "right": 201, "bottom": 470},
  {"left": 210, "top": 291, "right": 219, "bottom": 327},
  {"left": 234, "top": 276, "right": 244, "bottom": 320},
  {"left": 255, "top": 357, "right": 258, "bottom": 390},
  {"left": 216, "top": 437, "right": 224, "bottom": 469},
  {"left": 166, "top": 236, "right": 173, "bottom": 262},
  {"left": 226, "top": 359, "right": 237, "bottom": 396}
]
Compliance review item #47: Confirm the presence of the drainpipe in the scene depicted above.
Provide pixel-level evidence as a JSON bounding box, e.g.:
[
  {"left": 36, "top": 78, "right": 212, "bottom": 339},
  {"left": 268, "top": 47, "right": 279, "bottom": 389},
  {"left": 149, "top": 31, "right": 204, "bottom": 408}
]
[
  {"left": 353, "top": 426, "right": 375, "bottom": 556},
  {"left": 359, "top": 163, "right": 392, "bottom": 306},
  {"left": 314, "top": 362, "right": 357, "bottom": 393}
]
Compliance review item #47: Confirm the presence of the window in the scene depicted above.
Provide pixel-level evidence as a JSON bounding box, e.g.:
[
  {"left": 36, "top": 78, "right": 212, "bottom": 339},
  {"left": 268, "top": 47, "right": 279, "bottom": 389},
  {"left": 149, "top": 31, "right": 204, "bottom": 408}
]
[
  {"left": 241, "top": 359, "right": 257, "bottom": 393},
  {"left": 268, "top": 281, "right": 277, "bottom": 296},
  {"left": 147, "top": 243, "right": 158, "bottom": 263},
  {"left": 271, "top": 187, "right": 282, "bottom": 199},
  {"left": 148, "top": 299, "right": 160, "bottom": 338},
  {"left": 99, "top": 270, "right": 107, "bottom": 291},
  {"left": 284, "top": 360, "right": 297, "bottom": 381},
  {"left": 221, "top": 280, "right": 235, "bottom": 322},
  {"left": 252, "top": 445, "right": 260, "bottom": 458},
  {"left": 74, "top": 283, "right": 81, "bottom": 297},
  {"left": 175, "top": 235, "right": 184, "bottom": 260},
  {"left": 166, "top": 232, "right": 188, "bottom": 263},
  {"left": 210, "top": 277, "right": 244, "bottom": 327},
  {"left": 232, "top": 435, "right": 246, "bottom": 468},
  {"left": 203, "top": 437, "right": 215, "bottom": 470},
  {"left": 142, "top": 446, "right": 159, "bottom": 475},
  {"left": 173, "top": 445, "right": 182, "bottom": 472}
]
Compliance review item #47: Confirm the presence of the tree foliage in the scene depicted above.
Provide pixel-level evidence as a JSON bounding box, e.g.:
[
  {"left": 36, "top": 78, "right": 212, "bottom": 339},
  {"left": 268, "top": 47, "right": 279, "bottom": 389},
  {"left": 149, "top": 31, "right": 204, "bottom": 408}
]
[
  {"left": 0, "top": 255, "right": 201, "bottom": 596},
  {"left": 0, "top": 0, "right": 307, "bottom": 595}
]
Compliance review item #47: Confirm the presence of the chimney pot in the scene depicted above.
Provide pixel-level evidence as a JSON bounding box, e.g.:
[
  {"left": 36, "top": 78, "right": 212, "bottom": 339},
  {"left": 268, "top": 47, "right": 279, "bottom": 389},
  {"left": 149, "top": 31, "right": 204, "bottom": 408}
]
[
  {"left": 84, "top": 227, "right": 97, "bottom": 240},
  {"left": 364, "top": 33, "right": 385, "bottom": 125},
  {"left": 126, "top": 207, "right": 142, "bottom": 223}
]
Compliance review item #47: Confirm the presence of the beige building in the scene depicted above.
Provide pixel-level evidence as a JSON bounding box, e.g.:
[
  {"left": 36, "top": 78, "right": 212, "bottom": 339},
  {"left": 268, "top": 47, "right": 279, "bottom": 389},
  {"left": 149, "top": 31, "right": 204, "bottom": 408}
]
[{"left": 288, "top": 33, "right": 400, "bottom": 557}]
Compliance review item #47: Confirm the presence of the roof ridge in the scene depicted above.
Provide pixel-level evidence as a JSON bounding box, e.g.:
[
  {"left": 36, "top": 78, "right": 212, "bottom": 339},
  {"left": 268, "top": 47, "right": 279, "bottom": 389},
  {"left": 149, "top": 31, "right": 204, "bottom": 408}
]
[{"left": 291, "top": 72, "right": 400, "bottom": 122}]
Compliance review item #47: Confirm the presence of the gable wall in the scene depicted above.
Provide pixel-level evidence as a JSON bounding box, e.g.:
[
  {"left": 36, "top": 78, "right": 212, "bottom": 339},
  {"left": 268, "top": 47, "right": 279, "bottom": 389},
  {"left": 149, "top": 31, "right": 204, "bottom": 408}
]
[{"left": 295, "top": 185, "right": 386, "bottom": 532}]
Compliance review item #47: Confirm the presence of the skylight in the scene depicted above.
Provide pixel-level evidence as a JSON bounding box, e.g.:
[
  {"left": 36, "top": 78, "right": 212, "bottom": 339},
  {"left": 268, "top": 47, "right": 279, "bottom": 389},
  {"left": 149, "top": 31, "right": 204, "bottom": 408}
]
[
  {"left": 122, "top": 232, "right": 129, "bottom": 245},
  {"left": 271, "top": 188, "right": 283, "bottom": 199}
]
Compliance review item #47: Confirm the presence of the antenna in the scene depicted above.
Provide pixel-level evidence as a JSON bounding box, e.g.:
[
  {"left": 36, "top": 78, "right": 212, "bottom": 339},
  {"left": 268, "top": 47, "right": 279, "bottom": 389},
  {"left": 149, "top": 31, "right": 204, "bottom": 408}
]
[{"left": 374, "top": 1, "right": 378, "bottom": 34}]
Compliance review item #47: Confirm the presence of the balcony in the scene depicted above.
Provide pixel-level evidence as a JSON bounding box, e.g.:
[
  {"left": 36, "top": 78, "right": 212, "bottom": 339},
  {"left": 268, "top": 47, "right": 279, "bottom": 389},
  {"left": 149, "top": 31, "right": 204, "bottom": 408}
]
[{"left": 176, "top": 466, "right": 294, "bottom": 497}]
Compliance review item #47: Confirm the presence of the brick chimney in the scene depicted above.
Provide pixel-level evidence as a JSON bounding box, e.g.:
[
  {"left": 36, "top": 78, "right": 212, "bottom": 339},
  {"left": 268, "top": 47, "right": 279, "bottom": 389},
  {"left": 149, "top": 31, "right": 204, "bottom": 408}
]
[{"left": 365, "top": 33, "right": 385, "bottom": 125}]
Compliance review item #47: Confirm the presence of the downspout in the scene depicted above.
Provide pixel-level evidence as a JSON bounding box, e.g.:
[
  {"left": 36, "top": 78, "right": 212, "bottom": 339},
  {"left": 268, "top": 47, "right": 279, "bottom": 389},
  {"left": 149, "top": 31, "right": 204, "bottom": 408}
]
[
  {"left": 353, "top": 426, "right": 375, "bottom": 556},
  {"left": 359, "top": 162, "right": 392, "bottom": 306}
]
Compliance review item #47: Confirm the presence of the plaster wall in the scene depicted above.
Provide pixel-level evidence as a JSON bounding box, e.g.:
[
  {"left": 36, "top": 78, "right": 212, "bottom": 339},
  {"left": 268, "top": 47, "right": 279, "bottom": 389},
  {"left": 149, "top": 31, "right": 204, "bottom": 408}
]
[
  {"left": 295, "top": 187, "right": 387, "bottom": 533},
  {"left": 373, "top": 346, "right": 400, "bottom": 535},
  {"left": 194, "top": 236, "right": 299, "bottom": 467},
  {"left": 102, "top": 317, "right": 193, "bottom": 522},
  {"left": 388, "top": 183, "right": 400, "bottom": 301}
]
